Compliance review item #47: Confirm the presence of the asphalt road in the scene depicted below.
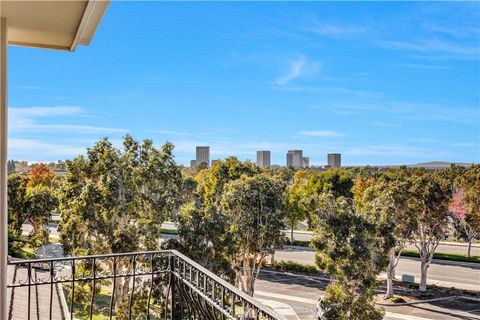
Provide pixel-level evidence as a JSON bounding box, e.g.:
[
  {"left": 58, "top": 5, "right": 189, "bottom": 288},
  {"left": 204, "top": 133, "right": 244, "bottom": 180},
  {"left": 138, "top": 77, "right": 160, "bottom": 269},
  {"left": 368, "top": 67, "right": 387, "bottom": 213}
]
[
  {"left": 255, "top": 270, "right": 480, "bottom": 320},
  {"left": 273, "top": 246, "right": 480, "bottom": 291},
  {"left": 285, "top": 230, "right": 480, "bottom": 256},
  {"left": 162, "top": 221, "right": 480, "bottom": 256}
]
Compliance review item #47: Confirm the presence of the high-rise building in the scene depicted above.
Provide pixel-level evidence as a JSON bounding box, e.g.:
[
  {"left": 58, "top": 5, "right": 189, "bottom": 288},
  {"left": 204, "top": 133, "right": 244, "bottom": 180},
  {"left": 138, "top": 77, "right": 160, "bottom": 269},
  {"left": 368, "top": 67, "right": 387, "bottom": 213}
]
[
  {"left": 256, "top": 151, "right": 271, "bottom": 168},
  {"left": 287, "top": 150, "right": 303, "bottom": 169},
  {"left": 190, "top": 160, "right": 197, "bottom": 168},
  {"left": 196, "top": 146, "right": 210, "bottom": 168},
  {"left": 328, "top": 153, "right": 341, "bottom": 168},
  {"left": 302, "top": 157, "right": 309, "bottom": 168}
]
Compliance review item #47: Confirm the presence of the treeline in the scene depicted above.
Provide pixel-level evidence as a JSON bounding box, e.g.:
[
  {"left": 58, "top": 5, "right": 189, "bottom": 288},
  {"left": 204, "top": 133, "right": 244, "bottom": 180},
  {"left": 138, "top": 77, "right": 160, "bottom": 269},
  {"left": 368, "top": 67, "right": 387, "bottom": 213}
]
[{"left": 7, "top": 136, "right": 480, "bottom": 319}]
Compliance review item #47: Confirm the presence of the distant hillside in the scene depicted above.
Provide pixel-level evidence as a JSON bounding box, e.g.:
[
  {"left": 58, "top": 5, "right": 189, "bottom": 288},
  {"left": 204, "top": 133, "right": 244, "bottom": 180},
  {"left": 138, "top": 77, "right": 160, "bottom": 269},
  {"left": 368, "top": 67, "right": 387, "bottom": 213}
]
[
  {"left": 353, "top": 161, "right": 475, "bottom": 170},
  {"left": 407, "top": 161, "right": 473, "bottom": 169}
]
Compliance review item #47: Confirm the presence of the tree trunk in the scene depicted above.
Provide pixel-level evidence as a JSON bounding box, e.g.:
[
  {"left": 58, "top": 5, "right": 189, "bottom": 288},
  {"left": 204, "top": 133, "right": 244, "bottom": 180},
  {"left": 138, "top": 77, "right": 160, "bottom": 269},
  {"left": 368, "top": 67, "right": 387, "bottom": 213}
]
[
  {"left": 384, "top": 249, "right": 396, "bottom": 299},
  {"left": 113, "top": 263, "right": 130, "bottom": 310},
  {"left": 290, "top": 223, "right": 294, "bottom": 242},
  {"left": 468, "top": 238, "right": 472, "bottom": 258},
  {"left": 270, "top": 251, "right": 275, "bottom": 265},
  {"left": 419, "top": 259, "right": 429, "bottom": 292}
]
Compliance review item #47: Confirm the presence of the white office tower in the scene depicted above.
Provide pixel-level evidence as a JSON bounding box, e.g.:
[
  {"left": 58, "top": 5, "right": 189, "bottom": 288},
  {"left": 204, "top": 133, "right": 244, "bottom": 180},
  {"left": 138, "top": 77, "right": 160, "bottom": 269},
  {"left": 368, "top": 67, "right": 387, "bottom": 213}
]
[
  {"left": 328, "top": 153, "right": 341, "bottom": 168},
  {"left": 287, "top": 150, "right": 303, "bottom": 169},
  {"left": 196, "top": 146, "right": 210, "bottom": 168},
  {"left": 256, "top": 151, "right": 271, "bottom": 168}
]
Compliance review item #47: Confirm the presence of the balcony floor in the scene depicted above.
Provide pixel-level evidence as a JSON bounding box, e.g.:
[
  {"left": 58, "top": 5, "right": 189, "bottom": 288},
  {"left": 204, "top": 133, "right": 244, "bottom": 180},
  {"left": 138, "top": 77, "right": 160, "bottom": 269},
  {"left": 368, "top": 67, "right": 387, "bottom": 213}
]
[{"left": 7, "top": 264, "right": 66, "bottom": 320}]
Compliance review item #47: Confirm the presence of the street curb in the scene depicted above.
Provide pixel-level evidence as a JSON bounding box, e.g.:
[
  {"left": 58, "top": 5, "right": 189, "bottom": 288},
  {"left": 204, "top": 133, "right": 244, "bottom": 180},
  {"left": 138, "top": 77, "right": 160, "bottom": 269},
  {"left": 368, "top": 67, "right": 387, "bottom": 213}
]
[
  {"left": 285, "top": 230, "right": 480, "bottom": 247},
  {"left": 376, "top": 295, "right": 480, "bottom": 306}
]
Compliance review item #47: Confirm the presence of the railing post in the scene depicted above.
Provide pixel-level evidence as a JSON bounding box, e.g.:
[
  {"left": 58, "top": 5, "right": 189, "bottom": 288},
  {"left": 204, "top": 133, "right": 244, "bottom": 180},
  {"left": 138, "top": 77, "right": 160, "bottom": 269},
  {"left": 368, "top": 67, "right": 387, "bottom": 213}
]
[{"left": 170, "top": 254, "right": 176, "bottom": 320}]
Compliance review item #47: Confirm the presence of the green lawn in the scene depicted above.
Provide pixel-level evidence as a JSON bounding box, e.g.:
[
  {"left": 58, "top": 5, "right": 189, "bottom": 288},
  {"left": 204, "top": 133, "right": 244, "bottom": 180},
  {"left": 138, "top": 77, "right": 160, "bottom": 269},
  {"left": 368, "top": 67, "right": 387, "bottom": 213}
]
[{"left": 401, "top": 250, "right": 480, "bottom": 263}]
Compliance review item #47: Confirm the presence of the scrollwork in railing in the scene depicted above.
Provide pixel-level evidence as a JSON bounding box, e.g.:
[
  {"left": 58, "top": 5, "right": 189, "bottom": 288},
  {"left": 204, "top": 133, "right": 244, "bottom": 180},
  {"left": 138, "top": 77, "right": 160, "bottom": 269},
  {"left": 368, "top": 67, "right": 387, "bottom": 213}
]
[{"left": 7, "top": 250, "right": 283, "bottom": 320}]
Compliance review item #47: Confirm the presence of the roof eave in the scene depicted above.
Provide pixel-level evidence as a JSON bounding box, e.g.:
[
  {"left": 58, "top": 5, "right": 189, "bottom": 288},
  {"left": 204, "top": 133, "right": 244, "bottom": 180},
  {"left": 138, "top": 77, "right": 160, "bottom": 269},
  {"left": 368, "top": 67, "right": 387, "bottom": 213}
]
[{"left": 70, "top": 0, "right": 110, "bottom": 52}]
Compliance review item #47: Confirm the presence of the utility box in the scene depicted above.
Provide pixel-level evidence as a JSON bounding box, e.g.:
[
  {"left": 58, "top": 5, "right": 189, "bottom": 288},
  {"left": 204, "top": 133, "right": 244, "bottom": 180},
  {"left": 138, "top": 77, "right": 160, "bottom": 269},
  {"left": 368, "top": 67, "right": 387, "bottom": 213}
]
[{"left": 402, "top": 274, "right": 415, "bottom": 283}]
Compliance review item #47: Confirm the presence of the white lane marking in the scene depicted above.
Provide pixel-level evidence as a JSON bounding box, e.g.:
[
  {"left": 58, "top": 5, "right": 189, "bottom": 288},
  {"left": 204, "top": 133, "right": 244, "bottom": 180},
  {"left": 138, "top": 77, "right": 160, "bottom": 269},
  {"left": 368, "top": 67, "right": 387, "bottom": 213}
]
[
  {"left": 257, "top": 299, "right": 300, "bottom": 319},
  {"left": 255, "top": 290, "right": 320, "bottom": 304},
  {"left": 385, "top": 311, "right": 434, "bottom": 320},
  {"left": 255, "top": 290, "right": 438, "bottom": 320}
]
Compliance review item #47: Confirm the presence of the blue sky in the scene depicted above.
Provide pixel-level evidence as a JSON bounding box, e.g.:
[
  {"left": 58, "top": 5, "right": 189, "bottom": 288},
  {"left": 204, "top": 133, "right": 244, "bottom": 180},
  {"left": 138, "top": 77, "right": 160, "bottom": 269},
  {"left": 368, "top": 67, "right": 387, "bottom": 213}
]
[{"left": 8, "top": 1, "right": 480, "bottom": 166}]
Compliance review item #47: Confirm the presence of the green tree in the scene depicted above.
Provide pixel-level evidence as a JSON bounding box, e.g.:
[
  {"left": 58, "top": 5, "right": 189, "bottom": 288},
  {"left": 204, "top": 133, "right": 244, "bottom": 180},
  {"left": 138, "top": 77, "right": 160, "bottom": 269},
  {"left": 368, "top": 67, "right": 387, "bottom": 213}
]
[
  {"left": 171, "top": 203, "right": 233, "bottom": 279},
  {"left": 25, "top": 185, "right": 58, "bottom": 245},
  {"left": 168, "top": 158, "right": 261, "bottom": 283},
  {"left": 305, "top": 168, "right": 354, "bottom": 199},
  {"left": 7, "top": 173, "right": 28, "bottom": 255},
  {"left": 7, "top": 173, "right": 28, "bottom": 234},
  {"left": 449, "top": 165, "right": 480, "bottom": 257},
  {"left": 355, "top": 168, "right": 415, "bottom": 298},
  {"left": 221, "top": 174, "right": 286, "bottom": 295},
  {"left": 300, "top": 168, "right": 354, "bottom": 229},
  {"left": 286, "top": 170, "right": 309, "bottom": 241},
  {"left": 58, "top": 136, "right": 181, "bottom": 308},
  {"left": 408, "top": 170, "right": 452, "bottom": 292},
  {"left": 312, "top": 194, "right": 393, "bottom": 319},
  {"left": 195, "top": 156, "right": 259, "bottom": 207}
]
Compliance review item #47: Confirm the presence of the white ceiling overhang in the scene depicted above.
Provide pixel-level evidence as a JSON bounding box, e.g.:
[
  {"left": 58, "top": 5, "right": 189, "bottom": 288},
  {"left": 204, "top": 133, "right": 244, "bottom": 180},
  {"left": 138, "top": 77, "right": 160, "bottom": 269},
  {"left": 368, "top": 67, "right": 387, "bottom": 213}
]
[{"left": 1, "top": 0, "right": 109, "bottom": 51}]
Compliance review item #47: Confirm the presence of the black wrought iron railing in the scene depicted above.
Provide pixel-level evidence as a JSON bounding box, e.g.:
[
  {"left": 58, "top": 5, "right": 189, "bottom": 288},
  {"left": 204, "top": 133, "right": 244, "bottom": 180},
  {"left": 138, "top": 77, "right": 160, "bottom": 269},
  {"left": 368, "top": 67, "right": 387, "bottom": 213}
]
[{"left": 7, "top": 250, "right": 282, "bottom": 320}]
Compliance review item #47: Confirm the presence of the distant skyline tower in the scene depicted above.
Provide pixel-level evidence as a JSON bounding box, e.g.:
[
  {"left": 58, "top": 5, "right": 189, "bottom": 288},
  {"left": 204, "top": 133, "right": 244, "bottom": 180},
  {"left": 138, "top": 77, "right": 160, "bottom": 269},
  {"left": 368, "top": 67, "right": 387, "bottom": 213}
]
[
  {"left": 328, "top": 153, "right": 341, "bottom": 168},
  {"left": 302, "top": 157, "right": 309, "bottom": 168},
  {"left": 196, "top": 146, "right": 210, "bottom": 168},
  {"left": 256, "top": 151, "right": 271, "bottom": 168},
  {"left": 190, "top": 160, "right": 197, "bottom": 168},
  {"left": 287, "top": 150, "right": 303, "bottom": 169}
]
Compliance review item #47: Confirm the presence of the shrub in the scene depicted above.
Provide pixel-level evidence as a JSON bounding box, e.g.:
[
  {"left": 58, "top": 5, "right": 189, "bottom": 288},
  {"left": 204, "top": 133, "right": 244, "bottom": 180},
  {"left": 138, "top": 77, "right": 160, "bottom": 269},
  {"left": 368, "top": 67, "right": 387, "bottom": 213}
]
[{"left": 272, "top": 260, "right": 318, "bottom": 274}]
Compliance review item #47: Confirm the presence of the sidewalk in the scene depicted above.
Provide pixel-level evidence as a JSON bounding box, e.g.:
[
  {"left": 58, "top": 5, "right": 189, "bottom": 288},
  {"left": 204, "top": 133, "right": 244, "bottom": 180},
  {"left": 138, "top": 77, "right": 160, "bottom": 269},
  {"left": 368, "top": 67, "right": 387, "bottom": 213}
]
[{"left": 285, "top": 229, "right": 480, "bottom": 248}]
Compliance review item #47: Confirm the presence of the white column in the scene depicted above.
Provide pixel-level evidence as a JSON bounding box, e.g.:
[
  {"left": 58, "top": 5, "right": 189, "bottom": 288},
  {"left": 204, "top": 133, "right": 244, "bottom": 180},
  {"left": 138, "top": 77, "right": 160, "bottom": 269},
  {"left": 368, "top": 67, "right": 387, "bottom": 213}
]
[{"left": 0, "top": 17, "right": 7, "bottom": 320}]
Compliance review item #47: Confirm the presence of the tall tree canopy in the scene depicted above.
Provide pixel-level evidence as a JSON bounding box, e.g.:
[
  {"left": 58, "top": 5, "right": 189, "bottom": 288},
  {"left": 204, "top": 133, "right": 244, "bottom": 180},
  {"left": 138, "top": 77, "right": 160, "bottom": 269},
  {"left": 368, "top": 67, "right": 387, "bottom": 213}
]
[
  {"left": 58, "top": 136, "right": 182, "bottom": 311},
  {"left": 312, "top": 194, "right": 394, "bottom": 319},
  {"left": 408, "top": 170, "right": 452, "bottom": 292},
  {"left": 195, "top": 156, "right": 259, "bottom": 207},
  {"left": 58, "top": 136, "right": 182, "bottom": 255},
  {"left": 221, "top": 174, "right": 286, "bottom": 295},
  {"left": 28, "top": 163, "right": 55, "bottom": 188},
  {"left": 450, "top": 165, "right": 480, "bottom": 257},
  {"left": 172, "top": 158, "right": 286, "bottom": 296},
  {"left": 354, "top": 167, "right": 415, "bottom": 298}
]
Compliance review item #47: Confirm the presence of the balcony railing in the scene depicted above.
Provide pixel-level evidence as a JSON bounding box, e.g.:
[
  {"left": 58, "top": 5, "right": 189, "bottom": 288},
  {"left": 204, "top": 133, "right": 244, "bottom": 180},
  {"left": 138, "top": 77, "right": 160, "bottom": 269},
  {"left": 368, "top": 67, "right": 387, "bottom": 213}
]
[{"left": 7, "top": 250, "right": 282, "bottom": 320}]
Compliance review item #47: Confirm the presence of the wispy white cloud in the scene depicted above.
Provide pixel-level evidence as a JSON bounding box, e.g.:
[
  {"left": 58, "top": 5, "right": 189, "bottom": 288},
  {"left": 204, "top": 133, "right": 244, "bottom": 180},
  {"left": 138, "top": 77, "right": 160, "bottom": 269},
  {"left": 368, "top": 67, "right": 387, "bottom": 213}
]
[
  {"left": 344, "top": 144, "right": 453, "bottom": 159},
  {"left": 9, "top": 138, "right": 86, "bottom": 162},
  {"left": 275, "top": 56, "right": 320, "bottom": 86},
  {"left": 307, "top": 23, "right": 367, "bottom": 38},
  {"left": 422, "top": 22, "right": 480, "bottom": 38},
  {"left": 154, "top": 130, "right": 196, "bottom": 136},
  {"left": 281, "top": 86, "right": 383, "bottom": 98},
  {"left": 10, "top": 106, "right": 85, "bottom": 118},
  {"left": 378, "top": 39, "right": 479, "bottom": 60},
  {"left": 396, "top": 63, "right": 449, "bottom": 70},
  {"left": 299, "top": 130, "right": 345, "bottom": 137},
  {"left": 369, "top": 120, "right": 402, "bottom": 127},
  {"left": 9, "top": 106, "right": 127, "bottom": 134},
  {"left": 410, "top": 138, "right": 478, "bottom": 148},
  {"left": 14, "top": 85, "right": 47, "bottom": 90},
  {"left": 325, "top": 101, "right": 478, "bottom": 124}
]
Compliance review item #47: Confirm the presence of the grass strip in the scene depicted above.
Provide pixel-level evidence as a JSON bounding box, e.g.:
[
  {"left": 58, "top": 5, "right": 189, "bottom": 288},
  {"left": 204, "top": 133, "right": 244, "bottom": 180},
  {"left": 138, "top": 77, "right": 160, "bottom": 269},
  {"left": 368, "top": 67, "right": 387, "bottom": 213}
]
[{"left": 402, "top": 250, "right": 480, "bottom": 264}]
